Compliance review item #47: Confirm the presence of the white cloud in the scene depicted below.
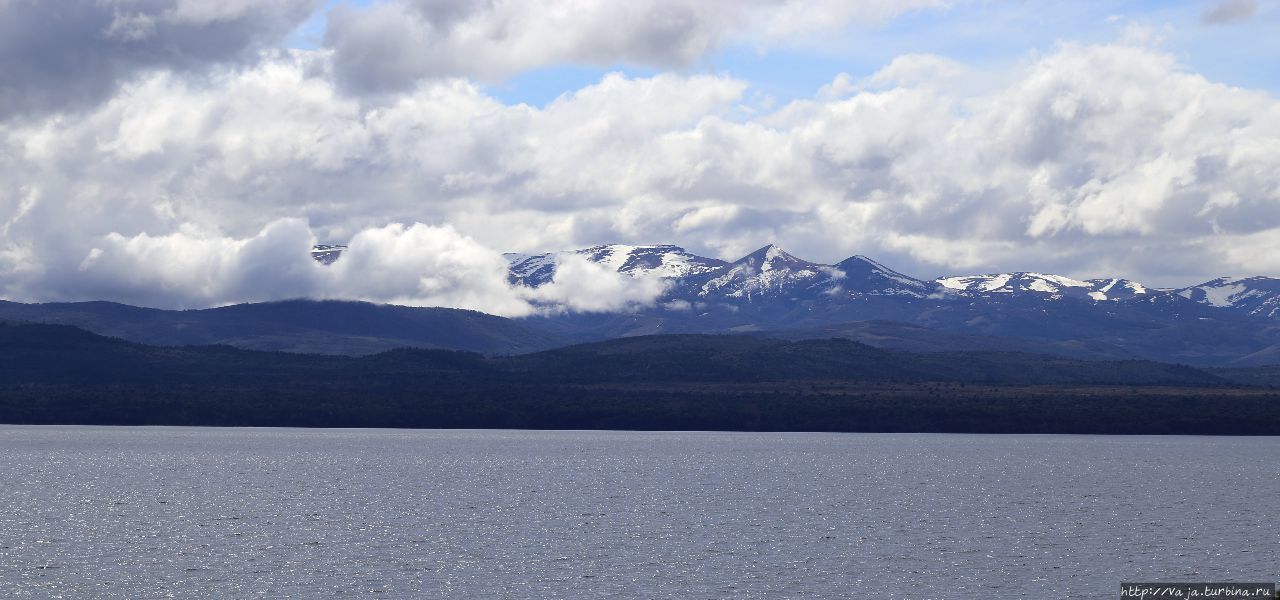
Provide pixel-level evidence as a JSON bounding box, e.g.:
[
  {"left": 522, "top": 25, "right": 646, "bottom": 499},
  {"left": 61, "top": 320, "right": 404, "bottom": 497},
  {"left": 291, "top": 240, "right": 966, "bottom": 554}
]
[
  {"left": 321, "top": 222, "right": 534, "bottom": 315},
  {"left": 527, "top": 255, "right": 671, "bottom": 314},
  {"left": 2, "top": 35, "right": 1280, "bottom": 310},
  {"left": 322, "top": 0, "right": 954, "bottom": 91},
  {"left": 1, "top": 217, "right": 672, "bottom": 315},
  {"left": 0, "top": 0, "right": 321, "bottom": 118},
  {"left": 13, "top": 219, "right": 322, "bottom": 309}
]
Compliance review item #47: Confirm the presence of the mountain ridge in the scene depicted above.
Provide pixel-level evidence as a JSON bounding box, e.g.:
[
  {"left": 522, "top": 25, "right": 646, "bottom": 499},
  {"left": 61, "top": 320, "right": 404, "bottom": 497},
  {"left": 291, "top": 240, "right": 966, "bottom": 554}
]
[
  {"left": 3, "top": 243, "right": 1277, "bottom": 366},
  {"left": 315, "top": 242, "right": 1276, "bottom": 314},
  {"left": 2, "top": 321, "right": 1278, "bottom": 434}
]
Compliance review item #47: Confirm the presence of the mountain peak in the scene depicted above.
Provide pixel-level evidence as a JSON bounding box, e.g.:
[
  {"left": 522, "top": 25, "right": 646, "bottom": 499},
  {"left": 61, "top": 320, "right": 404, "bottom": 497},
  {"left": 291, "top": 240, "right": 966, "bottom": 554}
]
[
  {"left": 836, "top": 254, "right": 893, "bottom": 271},
  {"left": 691, "top": 245, "right": 834, "bottom": 301},
  {"left": 835, "top": 254, "right": 934, "bottom": 296},
  {"left": 732, "top": 244, "right": 814, "bottom": 270}
]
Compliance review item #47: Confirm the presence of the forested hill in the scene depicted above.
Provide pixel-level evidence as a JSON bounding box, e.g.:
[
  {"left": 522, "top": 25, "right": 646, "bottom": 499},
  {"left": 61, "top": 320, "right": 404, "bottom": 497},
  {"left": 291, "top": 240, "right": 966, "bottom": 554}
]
[
  {"left": 0, "top": 323, "right": 1227, "bottom": 387},
  {"left": 1, "top": 322, "right": 1277, "bottom": 434}
]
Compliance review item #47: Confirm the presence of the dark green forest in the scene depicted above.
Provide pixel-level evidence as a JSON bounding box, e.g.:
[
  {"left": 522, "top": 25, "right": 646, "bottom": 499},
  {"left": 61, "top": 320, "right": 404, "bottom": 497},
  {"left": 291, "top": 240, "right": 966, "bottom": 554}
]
[{"left": 2, "top": 322, "right": 1278, "bottom": 434}]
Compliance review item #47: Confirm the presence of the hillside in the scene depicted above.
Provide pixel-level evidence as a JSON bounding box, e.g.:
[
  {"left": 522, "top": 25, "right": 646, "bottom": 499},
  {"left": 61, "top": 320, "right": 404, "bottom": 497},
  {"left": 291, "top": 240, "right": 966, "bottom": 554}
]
[
  {"left": 1, "top": 323, "right": 1275, "bottom": 434},
  {"left": 0, "top": 299, "right": 566, "bottom": 355}
]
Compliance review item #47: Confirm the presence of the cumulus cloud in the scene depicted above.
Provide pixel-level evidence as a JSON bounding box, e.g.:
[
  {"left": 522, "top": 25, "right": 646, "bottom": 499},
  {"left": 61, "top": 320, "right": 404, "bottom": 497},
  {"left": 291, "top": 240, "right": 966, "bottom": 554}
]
[
  {"left": 1, "top": 217, "right": 673, "bottom": 316},
  {"left": 322, "top": 0, "right": 952, "bottom": 92},
  {"left": 1, "top": 219, "right": 323, "bottom": 309},
  {"left": 321, "top": 223, "right": 534, "bottom": 315},
  {"left": 69, "top": 219, "right": 321, "bottom": 308},
  {"left": 1201, "top": 0, "right": 1257, "bottom": 24},
  {"left": 0, "top": 0, "right": 321, "bottom": 119},
  {"left": 2, "top": 32, "right": 1280, "bottom": 308},
  {"left": 527, "top": 255, "right": 671, "bottom": 314}
]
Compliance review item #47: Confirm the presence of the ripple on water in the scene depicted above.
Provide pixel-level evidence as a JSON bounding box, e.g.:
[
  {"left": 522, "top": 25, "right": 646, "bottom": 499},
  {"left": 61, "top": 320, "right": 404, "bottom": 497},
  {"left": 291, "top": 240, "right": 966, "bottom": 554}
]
[{"left": 0, "top": 427, "right": 1275, "bottom": 599}]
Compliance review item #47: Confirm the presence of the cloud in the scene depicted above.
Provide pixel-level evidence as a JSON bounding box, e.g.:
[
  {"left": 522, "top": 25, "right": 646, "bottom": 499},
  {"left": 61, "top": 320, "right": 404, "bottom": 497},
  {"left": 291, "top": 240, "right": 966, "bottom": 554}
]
[
  {"left": 321, "top": 223, "right": 535, "bottom": 315},
  {"left": 1, "top": 217, "right": 672, "bottom": 316},
  {"left": 0, "top": 0, "right": 321, "bottom": 119},
  {"left": 10, "top": 219, "right": 322, "bottom": 309},
  {"left": 2, "top": 36, "right": 1280, "bottom": 307},
  {"left": 1201, "top": 0, "right": 1257, "bottom": 24},
  {"left": 527, "top": 255, "right": 671, "bottom": 313},
  {"left": 322, "top": 0, "right": 953, "bottom": 92}
]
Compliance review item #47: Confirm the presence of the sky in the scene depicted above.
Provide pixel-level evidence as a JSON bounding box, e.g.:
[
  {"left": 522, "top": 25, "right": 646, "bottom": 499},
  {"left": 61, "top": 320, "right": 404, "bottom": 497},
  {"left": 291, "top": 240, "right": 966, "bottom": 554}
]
[{"left": 0, "top": 0, "right": 1278, "bottom": 315}]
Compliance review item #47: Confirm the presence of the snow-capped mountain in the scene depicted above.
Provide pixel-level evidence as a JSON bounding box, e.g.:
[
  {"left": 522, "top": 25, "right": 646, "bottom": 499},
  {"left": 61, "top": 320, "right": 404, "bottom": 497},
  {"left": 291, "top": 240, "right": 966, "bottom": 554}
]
[
  {"left": 310, "top": 244, "right": 347, "bottom": 265},
  {"left": 504, "top": 252, "right": 558, "bottom": 287},
  {"left": 833, "top": 255, "right": 936, "bottom": 299},
  {"left": 935, "top": 272, "right": 1151, "bottom": 302},
  {"left": 1084, "top": 278, "right": 1150, "bottom": 301},
  {"left": 1174, "top": 276, "right": 1280, "bottom": 318},
  {"left": 937, "top": 272, "right": 1094, "bottom": 299},
  {"left": 311, "top": 241, "right": 1280, "bottom": 324},
  {"left": 290, "top": 241, "right": 1280, "bottom": 365},
  {"left": 504, "top": 243, "right": 938, "bottom": 305},
  {"left": 692, "top": 245, "right": 841, "bottom": 302},
  {"left": 504, "top": 244, "right": 727, "bottom": 287}
]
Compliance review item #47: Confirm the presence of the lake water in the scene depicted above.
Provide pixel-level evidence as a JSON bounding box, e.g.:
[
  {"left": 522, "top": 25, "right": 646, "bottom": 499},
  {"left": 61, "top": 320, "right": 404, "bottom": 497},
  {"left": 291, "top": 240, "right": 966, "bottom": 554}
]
[{"left": 0, "top": 427, "right": 1275, "bottom": 598}]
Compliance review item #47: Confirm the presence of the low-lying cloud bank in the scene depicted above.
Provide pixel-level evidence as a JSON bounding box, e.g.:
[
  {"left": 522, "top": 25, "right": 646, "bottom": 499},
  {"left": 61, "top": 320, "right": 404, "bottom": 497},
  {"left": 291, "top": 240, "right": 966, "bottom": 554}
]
[{"left": 1, "top": 219, "right": 667, "bottom": 316}]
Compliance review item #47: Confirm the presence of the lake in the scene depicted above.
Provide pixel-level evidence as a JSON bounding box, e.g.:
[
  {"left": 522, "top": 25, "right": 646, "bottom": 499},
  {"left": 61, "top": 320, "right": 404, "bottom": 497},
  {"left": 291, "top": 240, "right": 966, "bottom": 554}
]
[{"left": 0, "top": 427, "right": 1275, "bottom": 598}]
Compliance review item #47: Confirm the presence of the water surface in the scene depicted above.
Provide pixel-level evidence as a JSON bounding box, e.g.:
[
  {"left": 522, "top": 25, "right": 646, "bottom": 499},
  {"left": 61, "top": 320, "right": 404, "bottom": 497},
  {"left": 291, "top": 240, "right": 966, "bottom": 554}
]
[{"left": 0, "top": 427, "right": 1275, "bottom": 598}]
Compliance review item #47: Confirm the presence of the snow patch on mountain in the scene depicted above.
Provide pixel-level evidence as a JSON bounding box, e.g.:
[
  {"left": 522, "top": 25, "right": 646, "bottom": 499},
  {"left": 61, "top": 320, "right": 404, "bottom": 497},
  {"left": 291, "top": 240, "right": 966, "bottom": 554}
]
[
  {"left": 1175, "top": 277, "right": 1280, "bottom": 317},
  {"left": 936, "top": 272, "right": 1158, "bottom": 302},
  {"left": 693, "top": 245, "right": 838, "bottom": 301},
  {"left": 311, "top": 240, "right": 1280, "bottom": 321},
  {"left": 505, "top": 244, "right": 727, "bottom": 288},
  {"left": 1084, "top": 278, "right": 1149, "bottom": 301},
  {"left": 936, "top": 272, "right": 1091, "bottom": 298},
  {"left": 310, "top": 244, "right": 347, "bottom": 265},
  {"left": 1193, "top": 282, "right": 1247, "bottom": 308}
]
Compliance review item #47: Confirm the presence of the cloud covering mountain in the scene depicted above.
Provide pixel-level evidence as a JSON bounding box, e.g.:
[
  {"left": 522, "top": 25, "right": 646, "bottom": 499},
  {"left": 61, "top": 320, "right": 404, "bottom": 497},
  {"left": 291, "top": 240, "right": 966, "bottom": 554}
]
[{"left": 0, "top": 0, "right": 1278, "bottom": 312}]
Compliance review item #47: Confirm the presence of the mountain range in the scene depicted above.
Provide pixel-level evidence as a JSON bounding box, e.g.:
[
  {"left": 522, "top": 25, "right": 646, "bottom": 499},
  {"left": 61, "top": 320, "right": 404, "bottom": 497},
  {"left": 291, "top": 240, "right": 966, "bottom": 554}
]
[
  {"left": 2, "top": 242, "right": 1279, "bottom": 367},
  {"left": 492, "top": 243, "right": 1280, "bottom": 366},
  {"left": 3, "top": 242, "right": 1279, "bottom": 432},
  {"left": 495, "top": 242, "right": 1277, "bottom": 312}
]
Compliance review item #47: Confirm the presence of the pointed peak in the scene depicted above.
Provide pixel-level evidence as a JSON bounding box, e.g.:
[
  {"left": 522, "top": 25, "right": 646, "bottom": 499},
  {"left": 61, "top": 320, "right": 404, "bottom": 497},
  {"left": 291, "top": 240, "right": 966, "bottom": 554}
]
[
  {"left": 833, "top": 254, "right": 930, "bottom": 290},
  {"left": 836, "top": 254, "right": 886, "bottom": 269},
  {"left": 735, "top": 244, "right": 807, "bottom": 264}
]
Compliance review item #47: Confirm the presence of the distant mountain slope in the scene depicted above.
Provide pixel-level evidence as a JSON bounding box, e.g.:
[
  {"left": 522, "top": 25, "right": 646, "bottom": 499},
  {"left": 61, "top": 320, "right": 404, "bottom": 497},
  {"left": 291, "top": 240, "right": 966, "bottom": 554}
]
[
  {"left": 505, "top": 244, "right": 727, "bottom": 287},
  {"left": 1174, "top": 276, "right": 1280, "bottom": 317},
  {"left": 507, "top": 334, "right": 1223, "bottom": 386},
  {"left": 0, "top": 322, "right": 348, "bottom": 385},
  {"left": 688, "top": 245, "right": 840, "bottom": 302},
  {"left": 758, "top": 320, "right": 1140, "bottom": 360},
  {"left": 834, "top": 255, "right": 936, "bottom": 298},
  {"left": 4, "top": 323, "right": 1274, "bottom": 434},
  {"left": 934, "top": 272, "right": 1154, "bottom": 302},
  {"left": 316, "top": 243, "right": 1279, "bottom": 326},
  {"left": 0, "top": 299, "right": 566, "bottom": 355},
  {"left": 17, "top": 243, "right": 1271, "bottom": 364},
  {"left": 514, "top": 295, "right": 1280, "bottom": 366},
  {"left": 310, "top": 244, "right": 347, "bottom": 265},
  {"left": 492, "top": 243, "right": 1280, "bottom": 366},
  {"left": 0, "top": 322, "right": 1225, "bottom": 388}
]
